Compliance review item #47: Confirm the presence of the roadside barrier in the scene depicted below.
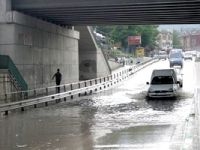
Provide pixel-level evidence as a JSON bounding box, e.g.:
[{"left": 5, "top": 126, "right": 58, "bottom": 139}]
[
  {"left": 193, "top": 88, "right": 200, "bottom": 150},
  {"left": 0, "top": 58, "right": 158, "bottom": 115}
]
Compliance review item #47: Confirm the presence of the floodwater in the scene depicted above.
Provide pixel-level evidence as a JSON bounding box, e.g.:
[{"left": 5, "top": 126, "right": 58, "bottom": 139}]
[{"left": 0, "top": 59, "right": 196, "bottom": 150}]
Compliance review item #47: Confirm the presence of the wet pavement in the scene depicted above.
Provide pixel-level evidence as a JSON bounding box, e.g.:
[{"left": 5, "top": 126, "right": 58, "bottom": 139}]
[{"left": 0, "top": 59, "right": 196, "bottom": 150}]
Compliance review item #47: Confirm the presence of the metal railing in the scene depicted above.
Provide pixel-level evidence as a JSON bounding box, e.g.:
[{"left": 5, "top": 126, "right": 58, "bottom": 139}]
[
  {"left": 0, "top": 58, "right": 158, "bottom": 115},
  {"left": 0, "top": 55, "right": 28, "bottom": 91}
]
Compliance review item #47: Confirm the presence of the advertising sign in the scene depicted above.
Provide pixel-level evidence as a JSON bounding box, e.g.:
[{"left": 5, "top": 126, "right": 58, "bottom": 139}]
[
  {"left": 136, "top": 47, "right": 144, "bottom": 57},
  {"left": 128, "top": 36, "right": 141, "bottom": 45}
]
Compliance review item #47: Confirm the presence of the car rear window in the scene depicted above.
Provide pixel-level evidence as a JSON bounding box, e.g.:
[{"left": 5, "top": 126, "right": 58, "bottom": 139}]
[
  {"left": 170, "top": 52, "right": 182, "bottom": 58},
  {"left": 151, "top": 76, "right": 174, "bottom": 84}
]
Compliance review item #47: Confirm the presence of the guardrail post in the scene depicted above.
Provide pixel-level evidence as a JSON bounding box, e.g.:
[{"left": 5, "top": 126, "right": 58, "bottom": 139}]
[
  {"left": 70, "top": 84, "right": 74, "bottom": 99},
  {"left": 107, "top": 76, "right": 110, "bottom": 87},
  {"left": 5, "top": 94, "right": 7, "bottom": 101},
  {"left": 78, "top": 83, "right": 81, "bottom": 97},
  {"left": 104, "top": 77, "right": 106, "bottom": 88},
  {"left": 46, "top": 88, "right": 48, "bottom": 96},
  {"left": 20, "top": 91, "right": 23, "bottom": 100},
  {"left": 90, "top": 80, "right": 92, "bottom": 86},
  {"left": 21, "top": 107, "right": 24, "bottom": 111},
  {"left": 78, "top": 83, "right": 81, "bottom": 88},
  {"left": 4, "top": 111, "right": 8, "bottom": 115},
  {"left": 64, "top": 85, "right": 67, "bottom": 101},
  {"left": 95, "top": 79, "right": 97, "bottom": 84},
  {"left": 34, "top": 89, "right": 37, "bottom": 98},
  {"left": 110, "top": 75, "right": 113, "bottom": 86},
  {"left": 70, "top": 84, "right": 73, "bottom": 90}
]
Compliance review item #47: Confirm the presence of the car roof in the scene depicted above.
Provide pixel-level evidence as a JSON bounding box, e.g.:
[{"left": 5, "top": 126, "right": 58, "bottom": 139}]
[{"left": 152, "top": 69, "right": 176, "bottom": 76}]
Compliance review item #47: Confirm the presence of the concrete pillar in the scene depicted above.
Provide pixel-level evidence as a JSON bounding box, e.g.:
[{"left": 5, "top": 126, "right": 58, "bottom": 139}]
[
  {"left": 0, "top": 0, "right": 11, "bottom": 22},
  {"left": 0, "top": 10, "right": 80, "bottom": 89},
  {"left": 75, "top": 26, "right": 111, "bottom": 80}
]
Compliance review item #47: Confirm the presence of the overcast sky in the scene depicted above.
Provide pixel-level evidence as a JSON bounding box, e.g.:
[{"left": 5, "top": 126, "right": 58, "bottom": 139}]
[{"left": 158, "top": 24, "right": 200, "bottom": 31}]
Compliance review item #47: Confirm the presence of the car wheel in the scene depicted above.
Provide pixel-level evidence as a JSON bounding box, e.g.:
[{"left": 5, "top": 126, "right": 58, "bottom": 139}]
[{"left": 180, "top": 83, "right": 183, "bottom": 88}]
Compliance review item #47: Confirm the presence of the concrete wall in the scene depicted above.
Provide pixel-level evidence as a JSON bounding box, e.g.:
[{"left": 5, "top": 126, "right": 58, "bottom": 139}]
[
  {"left": 0, "top": 3, "right": 80, "bottom": 89},
  {"left": 75, "top": 26, "right": 110, "bottom": 80},
  {"left": 0, "top": 0, "right": 11, "bottom": 22}
]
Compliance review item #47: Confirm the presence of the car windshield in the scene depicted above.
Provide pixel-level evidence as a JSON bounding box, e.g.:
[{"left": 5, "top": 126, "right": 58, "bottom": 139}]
[
  {"left": 151, "top": 76, "right": 174, "bottom": 84},
  {"left": 170, "top": 52, "right": 182, "bottom": 58}
]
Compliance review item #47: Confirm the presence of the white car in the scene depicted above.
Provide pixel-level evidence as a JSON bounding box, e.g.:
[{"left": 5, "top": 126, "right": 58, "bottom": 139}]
[
  {"left": 146, "top": 69, "right": 182, "bottom": 98},
  {"left": 184, "top": 53, "right": 193, "bottom": 60},
  {"left": 158, "top": 51, "right": 168, "bottom": 60}
]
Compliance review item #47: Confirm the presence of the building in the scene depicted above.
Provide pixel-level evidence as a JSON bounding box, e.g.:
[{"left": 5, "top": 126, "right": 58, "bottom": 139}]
[
  {"left": 157, "top": 30, "right": 173, "bottom": 52},
  {"left": 182, "top": 32, "right": 200, "bottom": 51}
]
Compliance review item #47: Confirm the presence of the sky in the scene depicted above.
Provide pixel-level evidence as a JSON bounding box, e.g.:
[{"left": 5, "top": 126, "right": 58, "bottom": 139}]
[{"left": 158, "top": 24, "right": 200, "bottom": 31}]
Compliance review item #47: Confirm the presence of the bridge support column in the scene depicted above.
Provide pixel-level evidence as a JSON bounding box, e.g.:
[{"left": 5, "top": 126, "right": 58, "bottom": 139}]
[
  {"left": 0, "top": 7, "right": 80, "bottom": 90},
  {"left": 75, "top": 26, "right": 111, "bottom": 80},
  {"left": 0, "top": 0, "right": 11, "bottom": 23}
]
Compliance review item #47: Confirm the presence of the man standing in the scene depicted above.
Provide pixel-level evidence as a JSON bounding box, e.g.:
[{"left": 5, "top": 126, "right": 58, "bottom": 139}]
[{"left": 52, "top": 69, "right": 62, "bottom": 93}]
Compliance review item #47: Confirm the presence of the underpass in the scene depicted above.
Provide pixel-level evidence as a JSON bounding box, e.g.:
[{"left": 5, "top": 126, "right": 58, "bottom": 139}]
[{"left": 0, "top": 59, "right": 196, "bottom": 150}]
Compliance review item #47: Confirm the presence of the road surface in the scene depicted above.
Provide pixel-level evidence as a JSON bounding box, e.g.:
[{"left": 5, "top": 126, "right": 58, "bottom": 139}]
[{"left": 0, "top": 59, "right": 196, "bottom": 150}]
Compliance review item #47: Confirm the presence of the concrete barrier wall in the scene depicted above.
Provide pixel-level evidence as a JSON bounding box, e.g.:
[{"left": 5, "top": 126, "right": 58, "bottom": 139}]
[
  {"left": 0, "top": 8, "right": 80, "bottom": 89},
  {"left": 75, "top": 26, "right": 110, "bottom": 80},
  {"left": 194, "top": 62, "right": 200, "bottom": 149}
]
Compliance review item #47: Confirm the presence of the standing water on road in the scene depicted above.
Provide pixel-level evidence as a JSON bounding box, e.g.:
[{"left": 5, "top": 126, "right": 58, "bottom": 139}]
[{"left": 0, "top": 60, "right": 195, "bottom": 150}]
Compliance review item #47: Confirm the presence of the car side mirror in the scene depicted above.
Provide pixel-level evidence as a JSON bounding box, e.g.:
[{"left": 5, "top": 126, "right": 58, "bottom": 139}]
[
  {"left": 176, "top": 81, "right": 180, "bottom": 84},
  {"left": 146, "top": 82, "right": 149, "bottom": 85}
]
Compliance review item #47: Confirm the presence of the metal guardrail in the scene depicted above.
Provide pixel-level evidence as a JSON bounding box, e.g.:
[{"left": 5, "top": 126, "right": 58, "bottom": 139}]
[{"left": 0, "top": 58, "right": 158, "bottom": 115}]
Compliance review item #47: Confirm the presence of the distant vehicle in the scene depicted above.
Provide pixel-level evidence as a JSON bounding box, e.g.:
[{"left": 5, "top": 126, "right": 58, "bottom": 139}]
[
  {"left": 146, "top": 69, "right": 182, "bottom": 98},
  {"left": 158, "top": 51, "right": 168, "bottom": 60},
  {"left": 190, "top": 50, "right": 197, "bottom": 57},
  {"left": 169, "top": 49, "right": 183, "bottom": 68},
  {"left": 184, "top": 52, "right": 193, "bottom": 60},
  {"left": 170, "top": 49, "right": 183, "bottom": 54}
]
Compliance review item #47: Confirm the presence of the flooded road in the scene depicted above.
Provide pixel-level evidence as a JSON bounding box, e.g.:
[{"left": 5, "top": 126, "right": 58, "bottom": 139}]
[{"left": 0, "top": 60, "right": 195, "bottom": 150}]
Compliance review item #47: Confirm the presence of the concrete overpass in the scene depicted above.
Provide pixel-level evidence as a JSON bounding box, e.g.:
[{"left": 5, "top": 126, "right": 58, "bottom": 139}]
[{"left": 12, "top": 0, "right": 200, "bottom": 25}]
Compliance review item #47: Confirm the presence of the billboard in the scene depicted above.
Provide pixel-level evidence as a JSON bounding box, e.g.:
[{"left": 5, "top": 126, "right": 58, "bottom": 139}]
[
  {"left": 128, "top": 36, "right": 141, "bottom": 45},
  {"left": 136, "top": 47, "right": 144, "bottom": 57}
]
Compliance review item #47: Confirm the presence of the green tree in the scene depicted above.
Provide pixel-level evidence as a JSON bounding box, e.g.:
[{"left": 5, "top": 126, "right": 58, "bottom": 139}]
[{"left": 95, "top": 25, "right": 159, "bottom": 50}]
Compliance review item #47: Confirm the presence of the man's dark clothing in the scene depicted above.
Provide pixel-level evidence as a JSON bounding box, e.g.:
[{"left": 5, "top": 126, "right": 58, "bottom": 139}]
[
  {"left": 54, "top": 72, "right": 62, "bottom": 85},
  {"left": 53, "top": 71, "right": 62, "bottom": 93}
]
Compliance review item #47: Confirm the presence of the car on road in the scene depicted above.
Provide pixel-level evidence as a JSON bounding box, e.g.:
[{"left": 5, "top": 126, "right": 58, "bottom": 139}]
[
  {"left": 169, "top": 49, "right": 184, "bottom": 68},
  {"left": 184, "top": 52, "right": 193, "bottom": 60},
  {"left": 146, "top": 69, "right": 182, "bottom": 98},
  {"left": 158, "top": 51, "right": 168, "bottom": 60}
]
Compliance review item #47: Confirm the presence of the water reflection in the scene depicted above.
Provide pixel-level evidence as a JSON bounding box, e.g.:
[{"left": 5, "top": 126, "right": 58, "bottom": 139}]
[{"left": 146, "top": 99, "right": 176, "bottom": 111}]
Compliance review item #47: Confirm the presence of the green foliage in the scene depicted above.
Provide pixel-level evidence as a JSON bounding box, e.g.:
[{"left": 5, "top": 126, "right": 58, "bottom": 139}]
[{"left": 95, "top": 25, "right": 159, "bottom": 49}]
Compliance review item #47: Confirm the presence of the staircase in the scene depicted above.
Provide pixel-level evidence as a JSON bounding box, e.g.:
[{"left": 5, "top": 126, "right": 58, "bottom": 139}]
[{"left": 0, "top": 55, "right": 28, "bottom": 97}]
